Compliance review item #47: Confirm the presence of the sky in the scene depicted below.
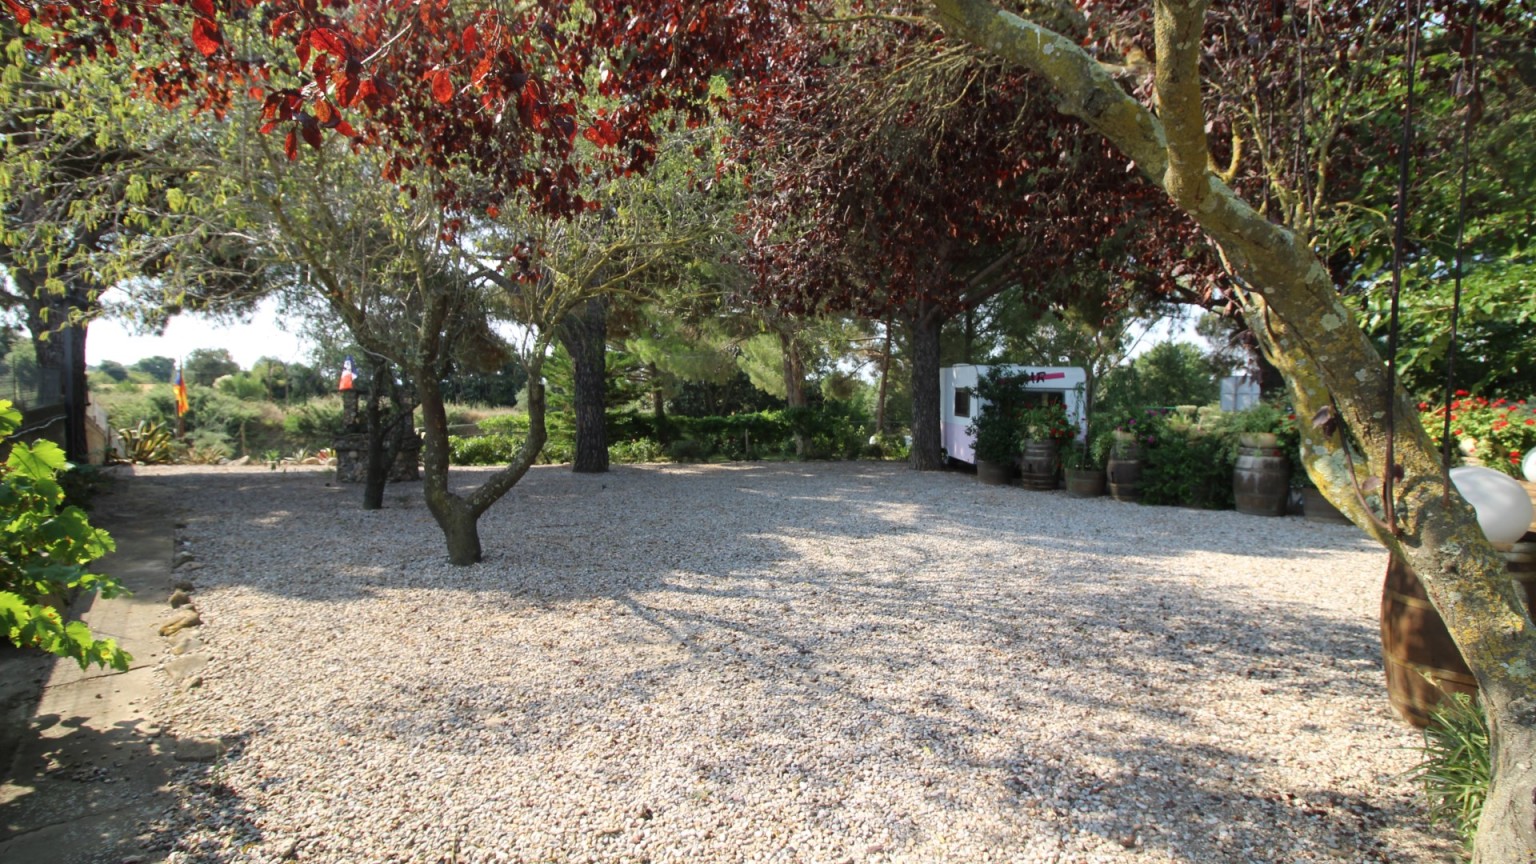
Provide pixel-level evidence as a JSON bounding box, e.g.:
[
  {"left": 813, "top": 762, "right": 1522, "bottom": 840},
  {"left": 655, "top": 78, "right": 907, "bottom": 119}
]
[
  {"left": 85, "top": 297, "right": 316, "bottom": 370},
  {"left": 81, "top": 297, "right": 1204, "bottom": 373}
]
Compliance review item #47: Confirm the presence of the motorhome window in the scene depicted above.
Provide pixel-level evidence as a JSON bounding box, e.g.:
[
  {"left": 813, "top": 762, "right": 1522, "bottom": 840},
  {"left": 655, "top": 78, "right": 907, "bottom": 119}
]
[
  {"left": 954, "top": 388, "right": 972, "bottom": 418},
  {"left": 1022, "top": 392, "right": 1065, "bottom": 408}
]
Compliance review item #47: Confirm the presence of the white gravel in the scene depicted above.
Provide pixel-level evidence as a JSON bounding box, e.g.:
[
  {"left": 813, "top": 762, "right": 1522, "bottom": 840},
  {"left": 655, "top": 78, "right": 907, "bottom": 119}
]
[{"left": 127, "top": 461, "right": 1458, "bottom": 863}]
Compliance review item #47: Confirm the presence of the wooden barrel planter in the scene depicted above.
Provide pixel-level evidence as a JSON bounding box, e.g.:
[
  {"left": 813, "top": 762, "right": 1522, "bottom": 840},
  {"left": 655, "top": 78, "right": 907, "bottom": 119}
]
[
  {"left": 1106, "top": 435, "right": 1142, "bottom": 502},
  {"left": 1233, "top": 433, "right": 1290, "bottom": 517},
  {"left": 1382, "top": 547, "right": 1536, "bottom": 727},
  {"left": 976, "top": 458, "right": 1014, "bottom": 486},
  {"left": 1064, "top": 468, "right": 1106, "bottom": 498},
  {"left": 1019, "top": 439, "right": 1060, "bottom": 490}
]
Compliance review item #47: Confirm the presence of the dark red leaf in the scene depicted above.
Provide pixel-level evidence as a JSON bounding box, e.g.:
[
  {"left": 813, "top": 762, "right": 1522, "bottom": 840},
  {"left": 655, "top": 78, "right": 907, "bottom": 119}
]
[
  {"left": 191, "top": 17, "right": 222, "bottom": 57},
  {"left": 283, "top": 130, "right": 298, "bottom": 161},
  {"left": 310, "top": 27, "right": 347, "bottom": 58},
  {"left": 191, "top": 0, "right": 215, "bottom": 17},
  {"left": 430, "top": 68, "right": 453, "bottom": 104},
  {"left": 301, "top": 120, "right": 322, "bottom": 150},
  {"left": 463, "top": 24, "right": 479, "bottom": 54},
  {"left": 582, "top": 119, "right": 620, "bottom": 147},
  {"left": 5, "top": 0, "right": 32, "bottom": 25}
]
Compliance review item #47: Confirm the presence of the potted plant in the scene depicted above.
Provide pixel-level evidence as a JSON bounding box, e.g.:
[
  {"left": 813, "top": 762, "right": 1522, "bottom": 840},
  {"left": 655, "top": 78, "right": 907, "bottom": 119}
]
[
  {"left": 1105, "top": 411, "right": 1156, "bottom": 501},
  {"left": 1063, "top": 439, "right": 1106, "bottom": 497},
  {"left": 967, "top": 369, "right": 1028, "bottom": 485},
  {"left": 1227, "top": 401, "right": 1296, "bottom": 516},
  {"left": 1018, "top": 401, "right": 1073, "bottom": 490}
]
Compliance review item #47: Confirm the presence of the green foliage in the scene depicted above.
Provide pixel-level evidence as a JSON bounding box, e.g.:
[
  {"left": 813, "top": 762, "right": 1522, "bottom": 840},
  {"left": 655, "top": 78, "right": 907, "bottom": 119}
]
[
  {"left": 966, "top": 368, "right": 1029, "bottom": 464},
  {"left": 0, "top": 401, "right": 130, "bottom": 671},
  {"left": 95, "top": 387, "right": 176, "bottom": 432},
  {"left": 184, "top": 348, "right": 240, "bottom": 387},
  {"left": 131, "top": 356, "right": 176, "bottom": 381},
  {"left": 1419, "top": 395, "right": 1535, "bottom": 479},
  {"left": 669, "top": 371, "right": 784, "bottom": 418},
  {"left": 0, "top": 333, "right": 40, "bottom": 409},
  {"left": 1019, "top": 401, "right": 1073, "bottom": 442},
  {"left": 180, "top": 443, "right": 229, "bottom": 465},
  {"left": 448, "top": 434, "right": 524, "bottom": 466},
  {"left": 185, "top": 387, "right": 270, "bottom": 449},
  {"left": 609, "top": 438, "right": 665, "bottom": 464},
  {"left": 282, "top": 398, "right": 346, "bottom": 451},
  {"left": 95, "top": 360, "right": 129, "bottom": 382},
  {"left": 666, "top": 438, "right": 709, "bottom": 462},
  {"left": 1062, "top": 440, "right": 1101, "bottom": 471},
  {"left": 784, "top": 403, "right": 869, "bottom": 460},
  {"left": 1226, "top": 400, "right": 1297, "bottom": 436},
  {"left": 475, "top": 413, "right": 532, "bottom": 436},
  {"left": 1409, "top": 692, "right": 1490, "bottom": 855},
  {"left": 215, "top": 371, "right": 268, "bottom": 401},
  {"left": 57, "top": 464, "right": 111, "bottom": 510},
  {"left": 1137, "top": 412, "right": 1235, "bottom": 510},
  {"left": 117, "top": 420, "right": 176, "bottom": 465},
  {"left": 1099, "top": 341, "right": 1221, "bottom": 417},
  {"left": 863, "top": 432, "right": 910, "bottom": 461}
]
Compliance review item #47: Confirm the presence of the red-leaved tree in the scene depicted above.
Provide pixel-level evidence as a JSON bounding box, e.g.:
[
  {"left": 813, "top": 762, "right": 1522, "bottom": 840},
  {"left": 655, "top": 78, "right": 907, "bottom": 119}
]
[{"left": 734, "top": 13, "right": 1220, "bottom": 468}]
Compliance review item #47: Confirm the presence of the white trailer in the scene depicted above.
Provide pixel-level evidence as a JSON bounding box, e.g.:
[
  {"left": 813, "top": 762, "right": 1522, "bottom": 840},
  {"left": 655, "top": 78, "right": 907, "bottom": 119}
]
[{"left": 939, "top": 364, "right": 1088, "bottom": 465}]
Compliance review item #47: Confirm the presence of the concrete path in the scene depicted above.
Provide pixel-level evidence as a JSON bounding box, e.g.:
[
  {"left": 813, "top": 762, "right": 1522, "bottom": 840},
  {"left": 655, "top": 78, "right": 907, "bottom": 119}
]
[{"left": 0, "top": 474, "right": 181, "bottom": 864}]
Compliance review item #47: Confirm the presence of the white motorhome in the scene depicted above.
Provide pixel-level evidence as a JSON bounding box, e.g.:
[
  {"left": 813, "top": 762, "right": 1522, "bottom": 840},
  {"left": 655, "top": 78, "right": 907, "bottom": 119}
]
[{"left": 939, "top": 364, "right": 1088, "bottom": 465}]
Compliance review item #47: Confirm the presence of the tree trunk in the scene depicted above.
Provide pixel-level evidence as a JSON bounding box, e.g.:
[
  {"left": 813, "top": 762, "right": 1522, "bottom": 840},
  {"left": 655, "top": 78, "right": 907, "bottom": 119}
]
[
  {"left": 362, "top": 377, "right": 388, "bottom": 511},
  {"left": 962, "top": 308, "right": 977, "bottom": 364},
  {"left": 415, "top": 292, "right": 553, "bottom": 567},
  {"left": 558, "top": 296, "right": 609, "bottom": 473},
  {"left": 907, "top": 306, "right": 946, "bottom": 470},
  {"left": 59, "top": 321, "right": 88, "bottom": 462},
  {"left": 648, "top": 362, "right": 669, "bottom": 442},
  {"left": 928, "top": 3, "right": 1536, "bottom": 856},
  {"left": 875, "top": 319, "right": 892, "bottom": 435},
  {"left": 19, "top": 271, "right": 90, "bottom": 460},
  {"left": 780, "top": 330, "right": 808, "bottom": 458},
  {"left": 361, "top": 356, "right": 404, "bottom": 511}
]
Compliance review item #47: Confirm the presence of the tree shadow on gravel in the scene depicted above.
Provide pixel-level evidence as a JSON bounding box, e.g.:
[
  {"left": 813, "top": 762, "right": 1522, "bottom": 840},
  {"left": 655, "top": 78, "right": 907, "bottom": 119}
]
[
  {"left": 121, "top": 463, "right": 1451, "bottom": 862},
  {"left": 0, "top": 707, "right": 263, "bottom": 863}
]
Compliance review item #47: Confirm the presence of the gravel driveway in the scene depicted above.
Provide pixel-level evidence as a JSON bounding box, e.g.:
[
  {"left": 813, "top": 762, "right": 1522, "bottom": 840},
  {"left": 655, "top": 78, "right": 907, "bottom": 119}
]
[{"left": 129, "top": 461, "right": 1456, "bottom": 863}]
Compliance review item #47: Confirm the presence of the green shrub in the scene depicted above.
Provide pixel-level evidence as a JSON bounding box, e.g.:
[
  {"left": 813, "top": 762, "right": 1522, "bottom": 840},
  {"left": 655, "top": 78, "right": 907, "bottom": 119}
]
[
  {"left": 539, "top": 438, "right": 576, "bottom": 465},
  {"left": 666, "top": 438, "right": 709, "bottom": 462},
  {"left": 862, "top": 433, "right": 910, "bottom": 461},
  {"left": 58, "top": 464, "right": 112, "bottom": 510},
  {"left": 1139, "top": 413, "right": 1234, "bottom": 509},
  {"left": 609, "top": 438, "right": 665, "bottom": 464},
  {"left": 1409, "top": 692, "right": 1489, "bottom": 855},
  {"left": 448, "top": 434, "right": 523, "bottom": 466},
  {"left": 477, "top": 412, "right": 531, "bottom": 436},
  {"left": 284, "top": 397, "right": 347, "bottom": 450},
  {"left": 181, "top": 443, "right": 229, "bottom": 465},
  {"left": 785, "top": 403, "right": 870, "bottom": 460},
  {"left": 0, "top": 400, "right": 130, "bottom": 671},
  {"left": 99, "top": 388, "right": 176, "bottom": 431},
  {"left": 215, "top": 372, "right": 267, "bottom": 401},
  {"left": 118, "top": 420, "right": 177, "bottom": 465}
]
